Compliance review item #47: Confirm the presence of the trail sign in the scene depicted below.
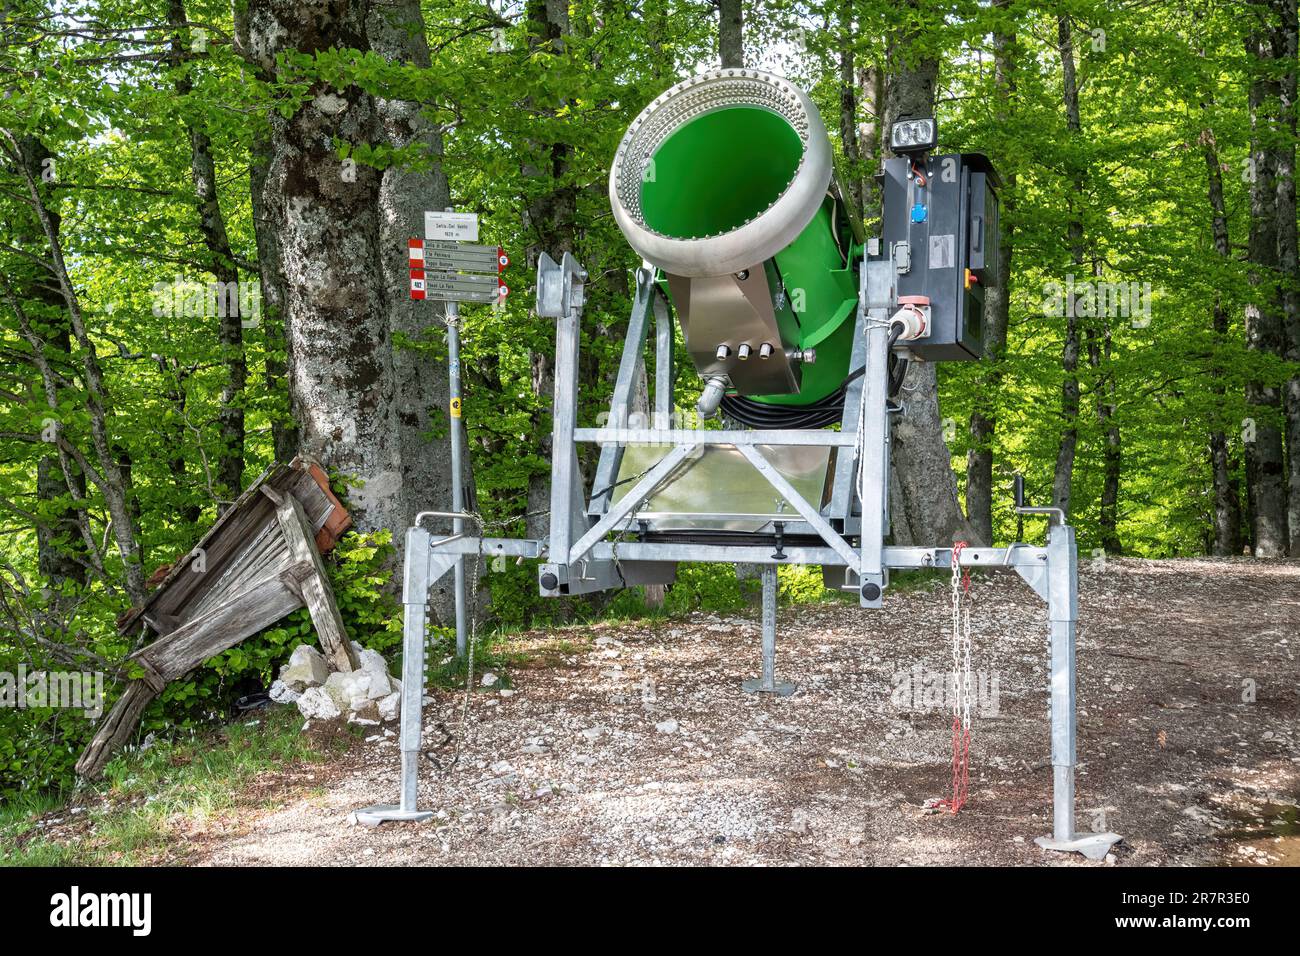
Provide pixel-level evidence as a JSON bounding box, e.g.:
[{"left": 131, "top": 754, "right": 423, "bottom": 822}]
[
  {"left": 408, "top": 231, "right": 509, "bottom": 304},
  {"left": 423, "top": 243, "right": 501, "bottom": 272},
  {"left": 425, "top": 210, "right": 480, "bottom": 242}
]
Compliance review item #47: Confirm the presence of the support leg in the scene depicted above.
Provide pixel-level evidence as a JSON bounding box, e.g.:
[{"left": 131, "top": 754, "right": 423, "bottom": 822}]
[
  {"left": 742, "top": 565, "right": 796, "bottom": 696},
  {"left": 1033, "top": 524, "right": 1120, "bottom": 859},
  {"left": 858, "top": 259, "right": 894, "bottom": 608},
  {"left": 354, "top": 526, "right": 435, "bottom": 825}
]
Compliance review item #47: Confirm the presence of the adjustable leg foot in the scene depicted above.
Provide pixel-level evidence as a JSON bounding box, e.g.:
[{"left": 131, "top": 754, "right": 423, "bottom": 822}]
[
  {"left": 1033, "top": 756, "right": 1121, "bottom": 860},
  {"left": 352, "top": 804, "right": 434, "bottom": 827},
  {"left": 741, "top": 566, "right": 796, "bottom": 696},
  {"left": 1034, "top": 832, "right": 1123, "bottom": 861},
  {"left": 354, "top": 751, "right": 434, "bottom": 826}
]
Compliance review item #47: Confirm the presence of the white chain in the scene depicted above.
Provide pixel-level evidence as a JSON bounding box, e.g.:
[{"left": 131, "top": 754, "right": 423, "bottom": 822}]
[{"left": 950, "top": 547, "right": 973, "bottom": 732}]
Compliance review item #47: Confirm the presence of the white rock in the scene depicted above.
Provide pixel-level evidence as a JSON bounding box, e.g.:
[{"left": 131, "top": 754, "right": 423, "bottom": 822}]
[
  {"left": 325, "top": 669, "right": 392, "bottom": 712},
  {"left": 363, "top": 669, "right": 394, "bottom": 700},
  {"left": 656, "top": 719, "right": 679, "bottom": 734},
  {"left": 296, "top": 686, "right": 341, "bottom": 721},
  {"left": 358, "top": 648, "right": 391, "bottom": 678},
  {"left": 499, "top": 688, "right": 515, "bottom": 698},
  {"left": 481, "top": 672, "right": 499, "bottom": 687},
  {"left": 269, "top": 679, "right": 300, "bottom": 705},
  {"left": 579, "top": 726, "right": 604, "bottom": 741},
  {"left": 378, "top": 692, "right": 402, "bottom": 723},
  {"left": 323, "top": 670, "right": 367, "bottom": 710},
  {"left": 280, "top": 645, "right": 329, "bottom": 689}
]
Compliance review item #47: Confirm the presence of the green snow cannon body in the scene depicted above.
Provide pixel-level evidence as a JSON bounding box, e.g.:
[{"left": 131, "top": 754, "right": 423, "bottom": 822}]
[{"left": 609, "top": 70, "right": 863, "bottom": 423}]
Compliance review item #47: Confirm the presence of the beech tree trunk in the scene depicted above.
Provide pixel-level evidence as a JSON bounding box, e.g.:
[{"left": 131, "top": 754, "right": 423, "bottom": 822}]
[
  {"left": 168, "top": 0, "right": 245, "bottom": 508},
  {"left": 1274, "top": 0, "right": 1300, "bottom": 555},
  {"left": 11, "top": 136, "right": 88, "bottom": 600},
  {"left": 857, "top": 64, "right": 884, "bottom": 218},
  {"left": 1202, "top": 120, "right": 1243, "bottom": 555},
  {"left": 718, "top": 0, "right": 743, "bottom": 69},
  {"left": 245, "top": 0, "right": 453, "bottom": 588},
  {"left": 232, "top": 2, "right": 295, "bottom": 463},
  {"left": 1243, "top": 5, "right": 1288, "bottom": 556}
]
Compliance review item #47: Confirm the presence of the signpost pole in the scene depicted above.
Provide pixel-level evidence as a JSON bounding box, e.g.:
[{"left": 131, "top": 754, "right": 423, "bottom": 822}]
[
  {"left": 411, "top": 206, "right": 507, "bottom": 658},
  {"left": 447, "top": 296, "right": 468, "bottom": 659},
  {"left": 442, "top": 204, "right": 470, "bottom": 660}
]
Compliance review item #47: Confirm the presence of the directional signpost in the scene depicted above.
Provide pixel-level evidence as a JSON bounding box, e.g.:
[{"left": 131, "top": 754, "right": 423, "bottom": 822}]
[
  {"left": 406, "top": 209, "right": 511, "bottom": 668},
  {"left": 409, "top": 211, "right": 509, "bottom": 305}
]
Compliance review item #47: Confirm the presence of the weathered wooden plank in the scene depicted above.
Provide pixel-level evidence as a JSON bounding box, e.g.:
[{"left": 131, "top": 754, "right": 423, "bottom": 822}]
[
  {"left": 132, "top": 463, "right": 287, "bottom": 627},
  {"left": 75, "top": 682, "right": 159, "bottom": 779},
  {"left": 143, "top": 612, "right": 184, "bottom": 636},
  {"left": 274, "top": 494, "right": 358, "bottom": 672},
  {"left": 187, "top": 523, "right": 276, "bottom": 613},
  {"left": 117, "top": 456, "right": 350, "bottom": 637},
  {"left": 132, "top": 568, "right": 307, "bottom": 681},
  {"left": 188, "top": 523, "right": 287, "bottom": 619}
]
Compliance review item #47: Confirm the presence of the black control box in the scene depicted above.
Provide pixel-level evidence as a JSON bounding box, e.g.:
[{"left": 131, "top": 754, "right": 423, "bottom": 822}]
[{"left": 878, "top": 153, "right": 1000, "bottom": 360}]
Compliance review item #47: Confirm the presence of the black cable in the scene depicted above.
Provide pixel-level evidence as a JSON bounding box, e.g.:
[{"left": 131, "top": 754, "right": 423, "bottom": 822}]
[
  {"left": 720, "top": 385, "right": 848, "bottom": 429},
  {"left": 718, "top": 320, "right": 910, "bottom": 427}
]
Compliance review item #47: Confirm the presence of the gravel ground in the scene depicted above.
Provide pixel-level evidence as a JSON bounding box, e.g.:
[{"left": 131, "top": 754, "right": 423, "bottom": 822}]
[{"left": 195, "top": 557, "right": 1300, "bottom": 867}]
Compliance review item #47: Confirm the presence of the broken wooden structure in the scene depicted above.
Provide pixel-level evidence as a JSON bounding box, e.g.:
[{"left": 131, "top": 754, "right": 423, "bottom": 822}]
[{"left": 77, "top": 457, "right": 358, "bottom": 779}]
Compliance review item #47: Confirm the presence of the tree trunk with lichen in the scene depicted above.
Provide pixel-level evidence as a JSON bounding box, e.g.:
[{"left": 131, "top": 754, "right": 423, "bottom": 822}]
[{"left": 246, "top": 0, "right": 451, "bottom": 584}]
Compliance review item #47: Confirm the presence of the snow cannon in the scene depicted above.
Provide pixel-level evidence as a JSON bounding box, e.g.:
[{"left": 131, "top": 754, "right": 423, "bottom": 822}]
[{"left": 609, "top": 69, "right": 863, "bottom": 423}]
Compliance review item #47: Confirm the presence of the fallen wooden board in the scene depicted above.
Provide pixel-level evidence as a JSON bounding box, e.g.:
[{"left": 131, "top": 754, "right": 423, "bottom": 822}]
[
  {"left": 78, "top": 470, "right": 358, "bottom": 779},
  {"left": 117, "top": 456, "right": 349, "bottom": 640}
]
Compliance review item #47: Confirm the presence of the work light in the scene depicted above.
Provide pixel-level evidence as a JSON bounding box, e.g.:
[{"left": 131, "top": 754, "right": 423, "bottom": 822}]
[{"left": 890, "top": 117, "right": 937, "bottom": 153}]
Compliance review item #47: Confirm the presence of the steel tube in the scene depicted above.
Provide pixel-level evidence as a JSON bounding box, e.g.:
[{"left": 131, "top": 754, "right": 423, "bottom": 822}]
[
  {"left": 576, "top": 428, "right": 858, "bottom": 447},
  {"left": 398, "top": 526, "right": 431, "bottom": 812}
]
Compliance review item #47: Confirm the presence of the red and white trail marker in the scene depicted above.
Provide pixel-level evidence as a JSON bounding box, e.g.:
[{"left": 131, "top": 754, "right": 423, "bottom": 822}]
[{"left": 408, "top": 239, "right": 427, "bottom": 299}]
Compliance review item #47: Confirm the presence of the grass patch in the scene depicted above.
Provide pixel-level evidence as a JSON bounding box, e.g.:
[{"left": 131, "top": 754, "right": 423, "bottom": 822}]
[
  {"left": 424, "top": 628, "right": 518, "bottom": 691},
  {"left": 0, "top": 706, "right": 346, "bottom": 867}
]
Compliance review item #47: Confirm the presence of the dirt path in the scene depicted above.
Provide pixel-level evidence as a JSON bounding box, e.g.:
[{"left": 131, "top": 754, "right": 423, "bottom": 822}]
[{"left": 196, "top": 558, "right": 1300, "bottom": 866}]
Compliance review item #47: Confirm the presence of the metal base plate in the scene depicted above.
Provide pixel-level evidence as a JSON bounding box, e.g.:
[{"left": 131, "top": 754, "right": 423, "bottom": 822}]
[
  {"left": 1034, "top": 832, "right": 1122, "bottom": 861},
  {"left": 352, "top": 804, "right": 434, "bottom": 828},
  {"left": 741, "top": 678, "right": 797, "bottom": 696}
]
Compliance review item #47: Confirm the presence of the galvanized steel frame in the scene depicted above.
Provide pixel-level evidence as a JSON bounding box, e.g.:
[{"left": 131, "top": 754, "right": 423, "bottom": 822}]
[{"left": 357, "top": 250, "right": 1119, "bottom": 858}]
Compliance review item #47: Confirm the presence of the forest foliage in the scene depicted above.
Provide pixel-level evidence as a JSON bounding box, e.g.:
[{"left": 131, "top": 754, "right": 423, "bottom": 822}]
[{"left": 1, "top": 0, "right": 1298, "bottom": 798}]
